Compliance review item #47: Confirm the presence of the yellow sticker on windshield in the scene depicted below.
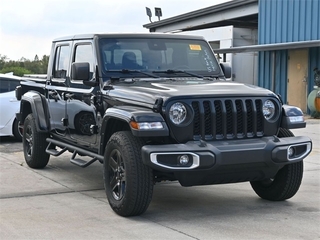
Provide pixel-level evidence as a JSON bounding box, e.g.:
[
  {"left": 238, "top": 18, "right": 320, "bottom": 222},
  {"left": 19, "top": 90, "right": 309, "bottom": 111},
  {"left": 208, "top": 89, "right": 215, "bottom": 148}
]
[{"left": 189, "top": 44, "right": 202, "bottom": 50}]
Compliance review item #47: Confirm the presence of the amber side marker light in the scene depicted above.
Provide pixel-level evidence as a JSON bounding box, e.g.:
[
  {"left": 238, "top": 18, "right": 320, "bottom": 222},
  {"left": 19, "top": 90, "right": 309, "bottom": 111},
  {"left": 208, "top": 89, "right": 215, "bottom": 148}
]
[
  {"left": 130, "top": 121, "right": 163, "bottom": 130},
  {"left": 130, "top": 121, "right": 139, "bottom": 129}
]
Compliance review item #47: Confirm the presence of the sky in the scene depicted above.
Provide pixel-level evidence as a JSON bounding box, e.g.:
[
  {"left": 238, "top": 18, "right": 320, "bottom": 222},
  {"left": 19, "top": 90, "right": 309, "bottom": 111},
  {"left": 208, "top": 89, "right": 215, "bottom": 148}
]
[{"left": 0, "top": 0, "right": 229, "bottom": 61}]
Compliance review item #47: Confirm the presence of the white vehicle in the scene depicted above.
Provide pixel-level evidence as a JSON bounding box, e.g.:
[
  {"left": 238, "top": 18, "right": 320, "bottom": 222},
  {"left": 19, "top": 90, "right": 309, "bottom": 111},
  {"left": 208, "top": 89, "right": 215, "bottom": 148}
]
[{"left": 0, "top": 73, "right": 22, "bottom": 140}]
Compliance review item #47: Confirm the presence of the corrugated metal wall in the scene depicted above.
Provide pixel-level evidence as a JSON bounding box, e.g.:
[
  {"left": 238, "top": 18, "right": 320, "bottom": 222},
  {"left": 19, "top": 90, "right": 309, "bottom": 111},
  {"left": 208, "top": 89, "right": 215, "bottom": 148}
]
[
  {"left": 258, "top": 0, "right": 320, "bottom": 105},
  {"left": 259, "top": 0, "right": 320, "bottom": 44},
  {"left": 258, "top": 50, "right": 288, "bottom": 101}
]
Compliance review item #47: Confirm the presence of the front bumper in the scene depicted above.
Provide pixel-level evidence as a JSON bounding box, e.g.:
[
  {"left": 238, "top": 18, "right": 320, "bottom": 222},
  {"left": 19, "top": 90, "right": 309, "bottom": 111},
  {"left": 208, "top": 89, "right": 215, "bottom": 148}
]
[{"left": 141, "top": 136, "right": 312, "bottom": 186}]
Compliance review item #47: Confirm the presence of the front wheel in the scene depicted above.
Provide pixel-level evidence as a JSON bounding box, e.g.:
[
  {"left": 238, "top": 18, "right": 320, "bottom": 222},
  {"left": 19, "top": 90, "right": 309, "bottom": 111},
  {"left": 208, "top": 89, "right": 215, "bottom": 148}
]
[
  {"left": 23, "top": 114, "right": 50, "bottom": 169},
  {"left": 250, "top": 128, "right": 303, "bottom": 201},
  {"left": 103, "top": 131, "right": 153, "bottom": 217}
]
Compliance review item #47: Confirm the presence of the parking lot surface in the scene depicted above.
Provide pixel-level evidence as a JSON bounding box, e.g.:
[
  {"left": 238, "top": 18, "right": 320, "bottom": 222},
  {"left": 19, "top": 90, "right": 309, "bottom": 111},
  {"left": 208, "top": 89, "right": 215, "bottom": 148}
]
[{"left": 0, "top": 119, "right": 319, "bottom": 240}]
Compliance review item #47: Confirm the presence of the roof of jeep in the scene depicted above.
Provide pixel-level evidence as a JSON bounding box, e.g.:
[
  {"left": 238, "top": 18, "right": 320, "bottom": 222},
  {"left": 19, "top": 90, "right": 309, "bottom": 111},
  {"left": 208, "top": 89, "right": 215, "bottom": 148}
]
[{"left": 53, "top": 33, "right": 205, "bottom": 42}]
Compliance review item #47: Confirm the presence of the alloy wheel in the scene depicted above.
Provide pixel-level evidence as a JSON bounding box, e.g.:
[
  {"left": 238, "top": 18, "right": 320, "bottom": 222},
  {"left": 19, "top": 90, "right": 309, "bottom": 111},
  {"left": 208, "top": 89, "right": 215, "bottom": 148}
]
[{"left": 108, "top": 149, "right": 126, "bottom": 201}]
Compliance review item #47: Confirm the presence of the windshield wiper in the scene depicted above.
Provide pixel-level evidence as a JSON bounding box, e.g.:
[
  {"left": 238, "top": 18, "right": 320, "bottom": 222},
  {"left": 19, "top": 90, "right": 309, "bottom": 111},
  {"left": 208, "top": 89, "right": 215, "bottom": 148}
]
[
  {"left": 152, "top": 69, "right": 216, "bottom": 80},
  {"left": 152, "top": 69, "right": 204, "bottom": 78},
  {"left": 107, "top": 69, "right": 160, "bottom": 78}
]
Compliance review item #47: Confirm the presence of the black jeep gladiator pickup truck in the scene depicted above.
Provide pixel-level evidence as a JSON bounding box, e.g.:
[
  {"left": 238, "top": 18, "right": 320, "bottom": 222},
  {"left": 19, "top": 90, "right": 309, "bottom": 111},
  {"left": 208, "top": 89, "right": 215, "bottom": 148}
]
[{"left": 16, "top": 33, "right": 312, "bottom": 217}]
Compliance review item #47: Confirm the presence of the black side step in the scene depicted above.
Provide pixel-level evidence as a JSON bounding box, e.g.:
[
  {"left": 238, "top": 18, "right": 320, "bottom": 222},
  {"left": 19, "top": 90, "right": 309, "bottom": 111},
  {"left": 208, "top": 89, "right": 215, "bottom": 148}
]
[
  {"left": 46, "top": 142, "right": 68, "bottom": 156},
  {"left": 46, "top": 138, "right": 104, "bottom": 168},
  {"left": 70, "top": 151, "right": 98, "bottom": 168}
]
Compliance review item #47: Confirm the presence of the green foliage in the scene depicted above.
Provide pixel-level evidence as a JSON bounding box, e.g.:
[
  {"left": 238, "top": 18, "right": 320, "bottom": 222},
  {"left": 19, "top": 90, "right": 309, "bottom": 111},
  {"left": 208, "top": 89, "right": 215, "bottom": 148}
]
[
  {"left": 0, "top": 54, "right": 49, "bottom": 76},
  {"left": 0, "top": 66, "right": 32, "bottom": 76},
  {"left": 0, "top": 55, "right": 8, "bottom": 69}
]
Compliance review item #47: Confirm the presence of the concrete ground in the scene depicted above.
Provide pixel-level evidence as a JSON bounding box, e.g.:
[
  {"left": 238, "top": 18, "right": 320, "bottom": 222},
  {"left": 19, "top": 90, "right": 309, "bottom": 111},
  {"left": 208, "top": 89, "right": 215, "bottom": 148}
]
[{"left": 0, "top": 119, "right": 319, "bottom": 240}]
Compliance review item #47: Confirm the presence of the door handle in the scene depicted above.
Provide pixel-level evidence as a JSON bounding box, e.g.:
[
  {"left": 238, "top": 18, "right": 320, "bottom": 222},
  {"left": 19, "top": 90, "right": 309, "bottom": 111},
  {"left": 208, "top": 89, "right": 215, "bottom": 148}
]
[
  {"left": 63, "top": 93, "right": 74, "bottom": 100},
  {"left": 49, "top": 91, "right": 59, "bottom": 102}
]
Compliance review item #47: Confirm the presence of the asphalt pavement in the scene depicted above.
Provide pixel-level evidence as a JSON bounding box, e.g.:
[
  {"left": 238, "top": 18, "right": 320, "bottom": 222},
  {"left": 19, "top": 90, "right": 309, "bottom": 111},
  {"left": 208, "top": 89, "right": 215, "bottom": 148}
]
[{"left": 0, "top": 119, "right": 319, "bottom": 240}]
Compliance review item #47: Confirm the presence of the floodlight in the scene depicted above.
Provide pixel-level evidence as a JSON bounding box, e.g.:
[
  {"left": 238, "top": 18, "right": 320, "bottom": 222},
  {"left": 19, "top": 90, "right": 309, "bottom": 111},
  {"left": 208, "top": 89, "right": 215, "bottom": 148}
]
[
  {"left": 155, "top": 7, "right": 162, "bottom": 21},
  {"left": 146, "top": 7, "right": 152, "bottom": 22}
]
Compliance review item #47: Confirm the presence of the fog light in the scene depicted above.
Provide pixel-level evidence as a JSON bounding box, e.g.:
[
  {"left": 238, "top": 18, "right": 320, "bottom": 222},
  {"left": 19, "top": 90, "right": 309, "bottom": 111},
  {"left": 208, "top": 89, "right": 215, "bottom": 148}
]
[
  {"left": 288, "top": 147, "right": 295, "bottom": 158},
  {"left": 179, "top": 155, "right": 189, "bottom": 165}
]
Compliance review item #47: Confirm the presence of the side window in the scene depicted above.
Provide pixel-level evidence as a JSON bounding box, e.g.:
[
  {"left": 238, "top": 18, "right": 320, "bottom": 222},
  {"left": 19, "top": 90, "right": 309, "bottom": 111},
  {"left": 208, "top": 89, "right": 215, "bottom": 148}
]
[
  {"left": 74, "top": 44, "right": 94, "bottom": 74},
  {"left": 53, "top": 45, "right": 70, "bottom": 79}
]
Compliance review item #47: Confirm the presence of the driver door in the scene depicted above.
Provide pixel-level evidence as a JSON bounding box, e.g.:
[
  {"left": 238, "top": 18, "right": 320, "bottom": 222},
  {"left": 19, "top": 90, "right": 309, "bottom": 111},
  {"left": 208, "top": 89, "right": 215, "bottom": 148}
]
[{"left": 66, "top": 41, "right": 99, "bottom": 147}]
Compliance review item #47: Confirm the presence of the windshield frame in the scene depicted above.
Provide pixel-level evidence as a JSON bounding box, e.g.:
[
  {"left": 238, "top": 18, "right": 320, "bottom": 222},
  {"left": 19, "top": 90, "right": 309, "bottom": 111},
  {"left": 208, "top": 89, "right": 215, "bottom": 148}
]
[{"left": 97, "top": 36, "right": 221, "bottom": 80}]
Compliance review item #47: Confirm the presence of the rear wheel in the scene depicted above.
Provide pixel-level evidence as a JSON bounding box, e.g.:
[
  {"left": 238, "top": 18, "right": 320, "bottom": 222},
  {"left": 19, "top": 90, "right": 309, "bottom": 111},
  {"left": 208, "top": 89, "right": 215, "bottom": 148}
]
[
  {"left": 23, "top": 114, "right": 50, "bottom": 169},
  {"left": 250, "top": 128, "right": 303, "bottom": 201},
  {"left": 103, "top": 131, "right": 153, "bottom": 216}
]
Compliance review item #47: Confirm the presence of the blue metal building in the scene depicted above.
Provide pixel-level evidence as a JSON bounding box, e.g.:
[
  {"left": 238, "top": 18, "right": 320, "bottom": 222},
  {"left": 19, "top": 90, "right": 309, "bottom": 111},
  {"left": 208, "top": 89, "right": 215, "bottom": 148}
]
[{"left": 258, "top": 0, "right": 320, "bottom": 112}]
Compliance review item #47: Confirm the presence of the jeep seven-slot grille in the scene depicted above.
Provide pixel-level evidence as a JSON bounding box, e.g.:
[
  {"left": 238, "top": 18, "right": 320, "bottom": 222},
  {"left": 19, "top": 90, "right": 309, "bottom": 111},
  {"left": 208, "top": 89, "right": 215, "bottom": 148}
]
[{"left": 192, "top": 99, "right": 263, "bottom": 140}]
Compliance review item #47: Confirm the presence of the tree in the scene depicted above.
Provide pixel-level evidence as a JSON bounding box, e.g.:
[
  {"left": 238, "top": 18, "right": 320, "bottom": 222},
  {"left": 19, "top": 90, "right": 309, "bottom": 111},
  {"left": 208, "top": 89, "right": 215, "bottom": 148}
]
[
  {"left": 0, "top": 54, "right": 8, "bottom": 69},
  {"left": 0, "top": 54, "right": 50, "bottom": 75},
  {"left": 40, "top": 55, "right": 50, "bottom": 73}
]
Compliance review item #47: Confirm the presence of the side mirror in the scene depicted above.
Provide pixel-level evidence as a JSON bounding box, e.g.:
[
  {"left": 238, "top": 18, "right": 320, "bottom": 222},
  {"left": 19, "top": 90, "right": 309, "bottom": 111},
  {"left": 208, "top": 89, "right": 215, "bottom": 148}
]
[
  {"left": 71, "top": 62, "right": 99, "bottom": 87},
  {"left": 71, "top": 62, "right": 90, "bottom": 81},
  {"left": 220, "top": 62, "right": 231, "bottom": 79}
]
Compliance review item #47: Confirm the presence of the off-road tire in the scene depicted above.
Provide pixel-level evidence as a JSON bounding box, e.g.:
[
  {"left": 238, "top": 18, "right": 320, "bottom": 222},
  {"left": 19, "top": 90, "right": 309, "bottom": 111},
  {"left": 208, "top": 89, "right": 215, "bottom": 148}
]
[
  {"left": 103, "top": 131, "right": 153, "bottom": 217},
  {"left": 23, "top": 114, "right": 50, "bottom": 169},
  {"left": 250, "top": 128, "right": 303, "bottom": 201}
]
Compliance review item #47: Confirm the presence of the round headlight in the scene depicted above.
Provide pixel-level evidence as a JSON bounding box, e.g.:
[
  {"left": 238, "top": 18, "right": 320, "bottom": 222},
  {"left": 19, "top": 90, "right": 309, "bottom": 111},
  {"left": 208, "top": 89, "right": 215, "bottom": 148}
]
[
  {"left": 263, "top": 100, "right": 275, "bottom": 120},
  {"left": 169, "top": 102, "right": 187, "bottom": 125}
]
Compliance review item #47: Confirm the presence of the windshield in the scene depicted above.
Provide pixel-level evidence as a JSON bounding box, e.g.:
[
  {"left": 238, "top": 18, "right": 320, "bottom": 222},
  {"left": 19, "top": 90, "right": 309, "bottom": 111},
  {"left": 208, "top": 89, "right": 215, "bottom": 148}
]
[{"left": 98, "top": 37, "right": 220, "bottom": 79}]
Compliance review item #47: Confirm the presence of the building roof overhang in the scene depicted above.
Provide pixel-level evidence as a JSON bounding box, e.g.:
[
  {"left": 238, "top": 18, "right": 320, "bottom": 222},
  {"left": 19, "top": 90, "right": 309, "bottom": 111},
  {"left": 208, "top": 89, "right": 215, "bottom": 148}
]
[
  {"left": 143, "top": 0, "right": 258, "bottom": 32},
  {"left": 213, "top": 40, "right": 320, "bottom": 53}
]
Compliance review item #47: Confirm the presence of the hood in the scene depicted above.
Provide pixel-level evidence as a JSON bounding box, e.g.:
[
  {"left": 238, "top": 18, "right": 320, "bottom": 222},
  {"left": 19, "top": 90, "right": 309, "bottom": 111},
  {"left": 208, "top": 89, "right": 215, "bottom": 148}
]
[{"left": 107, "top": 79, "right": 277, "bottom": 107}]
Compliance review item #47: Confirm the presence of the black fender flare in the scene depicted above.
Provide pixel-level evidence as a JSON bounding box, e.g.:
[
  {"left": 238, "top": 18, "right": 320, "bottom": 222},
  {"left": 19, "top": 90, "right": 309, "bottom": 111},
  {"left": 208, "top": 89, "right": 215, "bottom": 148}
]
[
  {"left": 18, "top": 91, "right": 50, "bottom": 132},
  {"left": 98, "top": 107, "right": 169, "bottom": 155},
  {"left": 280, "top": 104, "right": 306, "bottom": 129}
]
